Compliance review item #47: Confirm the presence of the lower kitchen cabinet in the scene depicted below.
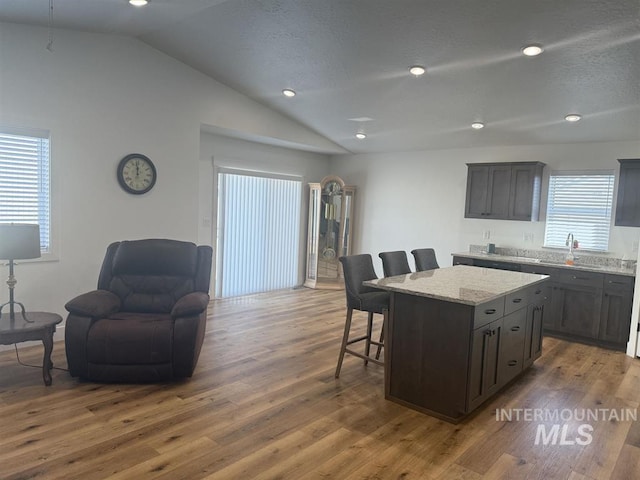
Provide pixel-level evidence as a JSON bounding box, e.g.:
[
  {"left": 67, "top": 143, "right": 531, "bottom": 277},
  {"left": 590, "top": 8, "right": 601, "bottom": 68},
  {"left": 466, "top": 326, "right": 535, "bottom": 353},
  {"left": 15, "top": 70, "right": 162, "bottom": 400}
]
[
  {"left": 600, "top": 274, "right": 635, "bottom": 345},
  {"left": 473, "top": 259, "right": 636, "bottom": 351},
  {"left": 548, "top": 271, "right": 603, "bottom": 340}
]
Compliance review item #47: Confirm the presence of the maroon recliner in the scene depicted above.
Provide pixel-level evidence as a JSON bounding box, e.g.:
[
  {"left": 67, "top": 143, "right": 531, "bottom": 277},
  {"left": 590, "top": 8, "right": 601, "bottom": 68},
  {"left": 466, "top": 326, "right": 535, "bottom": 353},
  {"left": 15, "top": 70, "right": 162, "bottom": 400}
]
[{"left": 64, "top": 239, "right": 212, "bottom": 382}]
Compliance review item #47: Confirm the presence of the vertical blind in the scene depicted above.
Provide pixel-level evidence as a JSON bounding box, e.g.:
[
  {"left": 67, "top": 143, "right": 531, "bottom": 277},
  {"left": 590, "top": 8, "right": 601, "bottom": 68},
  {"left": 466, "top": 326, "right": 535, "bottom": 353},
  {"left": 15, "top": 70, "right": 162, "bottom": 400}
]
[
  {"left": 217, "top": 171, "right": 302, "bottom": 297},
  {"left": 0, "top": 132, "right": 50, "bottom": 252},
  {"left": 544, "top": 171, "right": 615, "bottom": 252}
]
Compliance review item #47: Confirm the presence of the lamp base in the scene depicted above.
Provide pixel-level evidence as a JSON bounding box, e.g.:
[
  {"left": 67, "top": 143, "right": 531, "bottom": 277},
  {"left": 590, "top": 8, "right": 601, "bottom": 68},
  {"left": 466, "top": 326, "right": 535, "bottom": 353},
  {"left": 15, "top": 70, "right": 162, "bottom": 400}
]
[{"left": 0, "top": 300, "right": 33, "bottom": 323}]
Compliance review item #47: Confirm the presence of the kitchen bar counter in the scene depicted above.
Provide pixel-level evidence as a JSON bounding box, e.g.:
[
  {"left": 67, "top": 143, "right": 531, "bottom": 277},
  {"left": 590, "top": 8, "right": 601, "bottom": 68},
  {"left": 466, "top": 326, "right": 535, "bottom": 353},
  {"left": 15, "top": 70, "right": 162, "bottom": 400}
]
[
  {"left": 367, "top": 265, "right": 550, "bottom": 423},
  {"left": 365, "top": 265, "right": 548, "bottom": 305}
]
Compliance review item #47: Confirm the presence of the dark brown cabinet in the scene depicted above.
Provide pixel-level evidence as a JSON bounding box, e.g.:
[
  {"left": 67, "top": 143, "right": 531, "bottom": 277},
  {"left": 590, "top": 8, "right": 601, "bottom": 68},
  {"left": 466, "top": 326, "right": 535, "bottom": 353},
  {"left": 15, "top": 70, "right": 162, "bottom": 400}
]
[
  {"left": 465, "top": 162, "right": 545, "bottom": 221},
  {"left": 459, "top": 256, "right": 635, "bottom": 351},
  {"left": 468, "top": 318, "right": 502, "bottom": 412},
  {"left": 465, "top": 164, "right": 511, "bottom": 219},
  {"left": 385, "top": 277, "right": 548, "bottom": 422},
  {"left": 615, "top": 159, "right": 640, "bottom": 227},
  {"left": 548, "top": 271, "right": 603, "bottom": 339},
  {"left": 600, "top": 274, "right": 634, "bottom": 345}
]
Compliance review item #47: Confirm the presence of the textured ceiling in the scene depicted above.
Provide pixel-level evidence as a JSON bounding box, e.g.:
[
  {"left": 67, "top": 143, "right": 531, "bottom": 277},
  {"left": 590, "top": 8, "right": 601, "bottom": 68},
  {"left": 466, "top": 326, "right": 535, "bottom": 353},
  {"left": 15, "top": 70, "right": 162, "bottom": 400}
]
[{"left": 1, "top": 0, "right": 639, "bottom": 154}]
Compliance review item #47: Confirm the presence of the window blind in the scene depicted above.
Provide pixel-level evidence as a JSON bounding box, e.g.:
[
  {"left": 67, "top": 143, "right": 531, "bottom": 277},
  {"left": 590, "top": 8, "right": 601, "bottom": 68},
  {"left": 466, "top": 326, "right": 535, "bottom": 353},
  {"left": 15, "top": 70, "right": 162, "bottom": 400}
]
[
  {"left": 0, "top": 132, "right": 50, "bottom": 252},
  {"left": 543, "top": 171, "right": 614, "bottom": 252},
  {"left": 217, "top": 171, "right": 302, "bottom": 297}
]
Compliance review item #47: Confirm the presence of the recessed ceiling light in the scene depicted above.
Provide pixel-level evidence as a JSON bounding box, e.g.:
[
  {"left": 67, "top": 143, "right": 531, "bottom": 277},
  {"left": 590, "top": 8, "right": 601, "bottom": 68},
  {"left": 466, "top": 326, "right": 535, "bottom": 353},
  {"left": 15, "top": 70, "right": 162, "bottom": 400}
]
[
  {"left": 282, "top": 89, "right": 296, "bottom": 98},
  {"left": 471, "top": 122, "right": 485, "bottom": 130},
  {"left": 409, "top": 65, "right": 426, "bottom": 77},
  {"left": 129, "top": 0, "right": 149, "bottom": 6},
  {"left": 565, "top": 114, "right": 582, "bottom": 122},
  {"left": 355, "top": 132, "right": 367, "bottom": 139},
  {"left": 521, "top": 44, "right": 544, "bottom": 57}
]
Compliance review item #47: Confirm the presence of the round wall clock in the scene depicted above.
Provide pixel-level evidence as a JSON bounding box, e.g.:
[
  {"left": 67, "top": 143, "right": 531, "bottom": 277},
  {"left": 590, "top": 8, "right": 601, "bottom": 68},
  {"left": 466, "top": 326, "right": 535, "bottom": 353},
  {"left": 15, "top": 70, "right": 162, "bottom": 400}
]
[{"left": 117, "top": 153, "right": 157, "bottom": 194}]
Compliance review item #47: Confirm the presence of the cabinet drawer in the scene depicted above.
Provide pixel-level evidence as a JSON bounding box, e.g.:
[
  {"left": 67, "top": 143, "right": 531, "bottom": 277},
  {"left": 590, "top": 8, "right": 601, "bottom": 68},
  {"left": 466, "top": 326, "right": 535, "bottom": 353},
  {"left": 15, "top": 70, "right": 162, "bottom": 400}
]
[
  {"left": 528, "top": 283, "right": 550, "bottom": 304},
  {"left": 604, "top": 274, "right": 634, "bottom": 291},
  {"left": 555, "top": 270, "right": 603, "bottom": 289},
  {"left": 474, "top": 297, "right": 505, "bottom": 329},
  {"left": 505, "top": 289, "right": 529, "bottom": 315}
]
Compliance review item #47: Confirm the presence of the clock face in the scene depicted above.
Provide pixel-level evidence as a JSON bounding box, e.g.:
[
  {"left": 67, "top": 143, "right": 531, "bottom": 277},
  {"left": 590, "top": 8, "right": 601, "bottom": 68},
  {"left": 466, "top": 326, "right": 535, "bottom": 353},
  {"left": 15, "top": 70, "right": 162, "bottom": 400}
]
[
  {"left": 117, "top": 154, "right": 157, "bottom": 194},
  {"left": 324, "top": 180, "right": 341, "bottom": 195}
]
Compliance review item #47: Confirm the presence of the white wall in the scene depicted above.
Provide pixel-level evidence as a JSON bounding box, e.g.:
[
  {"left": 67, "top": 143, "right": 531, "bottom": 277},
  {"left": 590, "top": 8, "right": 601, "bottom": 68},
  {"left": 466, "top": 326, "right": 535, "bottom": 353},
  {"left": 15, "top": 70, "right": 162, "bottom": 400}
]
[
  {"left": 199, "top": 133, "right": 330, "bottom": 293},
  {"left": 331, "top": 141, "right": 640, "bottom": 274},
  {"left": 0, "top": 22, "right": 336, "bottom": 325}
]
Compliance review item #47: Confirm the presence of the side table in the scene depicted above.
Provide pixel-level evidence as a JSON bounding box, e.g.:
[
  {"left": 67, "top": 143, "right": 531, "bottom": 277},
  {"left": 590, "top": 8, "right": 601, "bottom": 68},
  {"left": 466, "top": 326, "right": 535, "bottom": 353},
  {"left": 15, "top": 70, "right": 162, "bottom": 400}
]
[{"left": 0, "top": 312, "right": 63, "bottom": 386}]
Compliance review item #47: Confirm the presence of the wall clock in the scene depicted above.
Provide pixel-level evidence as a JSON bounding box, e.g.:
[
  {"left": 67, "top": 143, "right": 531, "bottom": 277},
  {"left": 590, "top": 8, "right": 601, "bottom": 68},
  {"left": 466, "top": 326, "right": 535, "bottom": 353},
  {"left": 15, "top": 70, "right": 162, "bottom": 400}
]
[{"left": 117, "top": 153, "right": 157, "bottom": 194}]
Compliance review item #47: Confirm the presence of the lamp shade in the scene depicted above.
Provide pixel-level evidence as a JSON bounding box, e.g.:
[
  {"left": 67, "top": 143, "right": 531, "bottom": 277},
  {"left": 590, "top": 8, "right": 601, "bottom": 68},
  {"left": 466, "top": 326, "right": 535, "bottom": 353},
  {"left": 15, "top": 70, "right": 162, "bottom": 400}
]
[{"left": 0, "top": 224, "right": 41, "bottom": 260}]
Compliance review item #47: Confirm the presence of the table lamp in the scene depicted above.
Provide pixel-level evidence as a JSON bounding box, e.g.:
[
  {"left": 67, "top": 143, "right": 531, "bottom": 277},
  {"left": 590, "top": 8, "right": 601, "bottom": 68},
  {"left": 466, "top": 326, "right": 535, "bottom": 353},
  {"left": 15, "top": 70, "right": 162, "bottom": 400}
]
[{"left": 0, "top": 224, "right": 41, "bottom": 322}]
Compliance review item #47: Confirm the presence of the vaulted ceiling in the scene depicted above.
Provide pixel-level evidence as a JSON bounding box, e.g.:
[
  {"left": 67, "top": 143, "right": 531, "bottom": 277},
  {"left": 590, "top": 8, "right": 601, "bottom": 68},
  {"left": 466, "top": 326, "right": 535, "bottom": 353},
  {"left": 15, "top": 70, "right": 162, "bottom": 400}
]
[{"left": 2, "top": 0, "right": 639, "bottom": 154}]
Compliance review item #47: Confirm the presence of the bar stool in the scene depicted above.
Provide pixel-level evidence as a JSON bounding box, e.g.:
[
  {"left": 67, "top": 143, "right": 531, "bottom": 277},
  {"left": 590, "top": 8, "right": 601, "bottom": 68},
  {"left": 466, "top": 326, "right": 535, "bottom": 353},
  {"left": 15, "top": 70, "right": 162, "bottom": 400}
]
[
  {"left": 335, "top": 254, "right": 389, "bottom": 378},
  {"left": 378, "top": 250, "right": 412, "bottom": 277},
  {"left": 411, "top": 248, "right": 440, "bottom": 271}
]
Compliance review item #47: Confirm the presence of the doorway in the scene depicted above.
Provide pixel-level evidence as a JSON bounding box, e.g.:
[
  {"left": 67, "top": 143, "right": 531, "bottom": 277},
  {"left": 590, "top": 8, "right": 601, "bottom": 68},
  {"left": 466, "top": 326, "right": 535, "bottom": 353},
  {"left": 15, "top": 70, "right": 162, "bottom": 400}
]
[{"left": 215, "top": 169, "right": 302, "bottom": 297}]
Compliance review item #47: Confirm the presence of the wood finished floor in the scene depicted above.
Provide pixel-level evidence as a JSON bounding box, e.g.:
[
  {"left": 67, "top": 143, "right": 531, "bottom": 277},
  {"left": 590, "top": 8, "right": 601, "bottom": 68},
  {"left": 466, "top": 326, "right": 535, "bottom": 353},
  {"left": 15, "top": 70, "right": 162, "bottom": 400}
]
[{"left": 1, "top": 288, "right": 640, "bottom": 479}]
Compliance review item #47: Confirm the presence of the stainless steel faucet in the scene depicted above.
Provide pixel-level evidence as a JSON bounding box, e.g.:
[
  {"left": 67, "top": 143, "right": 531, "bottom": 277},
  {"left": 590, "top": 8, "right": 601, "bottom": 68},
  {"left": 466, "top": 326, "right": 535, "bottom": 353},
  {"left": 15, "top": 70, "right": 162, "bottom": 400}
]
[{"left": 566, "top": 233, "right": 574, "bottom": 254}]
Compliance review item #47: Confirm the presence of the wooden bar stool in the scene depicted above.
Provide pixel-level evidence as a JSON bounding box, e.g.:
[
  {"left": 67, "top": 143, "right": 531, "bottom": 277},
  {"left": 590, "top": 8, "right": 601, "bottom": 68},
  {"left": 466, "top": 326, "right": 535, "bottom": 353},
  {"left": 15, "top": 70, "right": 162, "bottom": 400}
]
[{"left": 335, "top": 254, "right": 389, "bottom": 378}]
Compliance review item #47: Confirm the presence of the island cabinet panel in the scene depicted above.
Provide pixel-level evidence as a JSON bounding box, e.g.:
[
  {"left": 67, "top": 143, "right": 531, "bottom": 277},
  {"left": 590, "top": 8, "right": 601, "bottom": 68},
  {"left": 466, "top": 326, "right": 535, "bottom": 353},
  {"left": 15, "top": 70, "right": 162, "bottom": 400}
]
[{"left": 387, "top": 293, "right": 473, "bottom": 420}]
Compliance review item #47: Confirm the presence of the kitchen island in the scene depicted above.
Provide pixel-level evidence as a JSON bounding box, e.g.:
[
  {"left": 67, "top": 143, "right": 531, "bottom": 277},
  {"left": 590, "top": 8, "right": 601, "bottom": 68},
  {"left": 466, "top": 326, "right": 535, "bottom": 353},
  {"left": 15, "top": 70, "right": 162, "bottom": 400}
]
[{"left": 366, "top": 265, "right": 549, "bottom": 423}]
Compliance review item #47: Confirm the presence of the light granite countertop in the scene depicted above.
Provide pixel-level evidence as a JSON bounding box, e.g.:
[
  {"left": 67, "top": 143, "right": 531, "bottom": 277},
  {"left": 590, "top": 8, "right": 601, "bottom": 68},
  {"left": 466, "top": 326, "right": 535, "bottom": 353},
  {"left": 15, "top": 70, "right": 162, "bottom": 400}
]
[
  {"left": 452, "top": 252, "right": 636, "bottom": 277},
  {"left": 365, "top": 265, "right": 549, "bottom": 306}
]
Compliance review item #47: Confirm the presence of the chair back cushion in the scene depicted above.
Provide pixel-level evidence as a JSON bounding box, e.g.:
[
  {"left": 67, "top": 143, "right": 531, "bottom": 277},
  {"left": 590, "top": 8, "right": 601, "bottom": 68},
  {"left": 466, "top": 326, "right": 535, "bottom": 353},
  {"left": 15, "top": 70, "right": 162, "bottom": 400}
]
[
  {"left": 379, "top": 250, "right": 412, "bottom": 277},
  {"left": 411, "top": 248, "right": 440, "bottom": 271},
  {"left": 339, "top": 254, "right": 383, "bottom": 310},
  {"left": 98, "top": 239, "right": 212, "bottom": 313}
]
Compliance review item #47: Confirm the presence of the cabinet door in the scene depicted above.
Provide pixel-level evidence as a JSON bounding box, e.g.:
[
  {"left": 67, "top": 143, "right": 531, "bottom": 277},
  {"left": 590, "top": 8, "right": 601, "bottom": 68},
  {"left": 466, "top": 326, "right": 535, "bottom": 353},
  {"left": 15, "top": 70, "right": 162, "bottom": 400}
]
[
  {"left": 600, "top": 276, "right": 634, "bottom": 345},
  {"left": 509, "top": 164, "right": 542, "bottom": 221},
  {"left": 486, "top": 165, "right": 511, "bottom": 219},
  {"left": 465, "top": 164, "right": 510, "bottom": 218},
  {"left": 465, "top": 165, "right": 490, "bottom": 218},
  {"left": 524, "top": 303, "right": 544, "bottom": 367},
  {"left": 550, "top": 283, "right": 602, "bottom": 338},
  {"left": 499, "top": 309, "right": 526, "bottom": 384},
  {"left": 468, "top": 318, "right": 502, "bottom": 411},
  {"left": 615, "top": 159, "right": 640, "bottom": 227}
]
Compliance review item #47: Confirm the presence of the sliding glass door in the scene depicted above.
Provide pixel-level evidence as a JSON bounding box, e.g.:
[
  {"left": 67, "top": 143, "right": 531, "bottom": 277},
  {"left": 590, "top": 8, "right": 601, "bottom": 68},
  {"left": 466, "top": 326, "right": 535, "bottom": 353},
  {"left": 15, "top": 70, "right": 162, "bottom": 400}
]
[{"left": 216, "top": 170, "right": 302, "bottom": 297}]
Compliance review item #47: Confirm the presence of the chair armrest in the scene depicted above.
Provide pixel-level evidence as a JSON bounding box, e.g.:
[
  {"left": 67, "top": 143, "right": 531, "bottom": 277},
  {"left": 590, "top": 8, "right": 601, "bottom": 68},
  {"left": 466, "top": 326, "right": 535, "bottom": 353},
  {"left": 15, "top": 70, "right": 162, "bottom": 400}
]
[
  {"left": 171, "top": 292, "right": 210, "bottom": 318},
  {"left": 64, "top": 290, "right": 121, "bottom": 318}
]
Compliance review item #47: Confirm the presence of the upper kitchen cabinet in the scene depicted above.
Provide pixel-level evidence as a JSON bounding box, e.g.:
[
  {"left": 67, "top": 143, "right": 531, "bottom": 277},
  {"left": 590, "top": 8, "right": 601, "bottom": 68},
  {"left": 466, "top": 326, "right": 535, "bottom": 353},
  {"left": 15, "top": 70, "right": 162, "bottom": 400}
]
[
  {"left": 615, "top": 159, "right": 640, "bottom": 227},
  {"left": 465, "top": 162, "right": 545, "bottom": 221}
]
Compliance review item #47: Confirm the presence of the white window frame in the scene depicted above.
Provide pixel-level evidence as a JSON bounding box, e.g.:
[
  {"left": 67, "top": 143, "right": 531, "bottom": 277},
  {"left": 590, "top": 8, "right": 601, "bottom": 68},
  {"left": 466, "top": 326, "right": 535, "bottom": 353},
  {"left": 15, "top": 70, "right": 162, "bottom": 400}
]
[
  {"left": 543, "top": 170, "right": 615, "bottom": 252},
  {"left": 0, "top": 127, "right": 52, "bottom": 257}
]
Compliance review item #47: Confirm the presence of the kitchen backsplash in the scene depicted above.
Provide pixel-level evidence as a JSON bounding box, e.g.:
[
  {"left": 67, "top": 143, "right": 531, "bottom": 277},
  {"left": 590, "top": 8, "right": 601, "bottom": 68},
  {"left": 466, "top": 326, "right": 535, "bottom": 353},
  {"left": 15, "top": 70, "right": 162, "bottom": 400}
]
[{"left": 469, "top": 244, "right": 637, "bottom": 271}]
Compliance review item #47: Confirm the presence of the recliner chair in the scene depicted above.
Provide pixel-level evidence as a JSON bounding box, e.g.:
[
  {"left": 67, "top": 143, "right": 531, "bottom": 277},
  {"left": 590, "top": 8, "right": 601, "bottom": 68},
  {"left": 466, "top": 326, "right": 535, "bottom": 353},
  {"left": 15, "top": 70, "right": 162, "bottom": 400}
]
[{"left": 64, "top": 239, "right": 212, "bottom": 382}]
